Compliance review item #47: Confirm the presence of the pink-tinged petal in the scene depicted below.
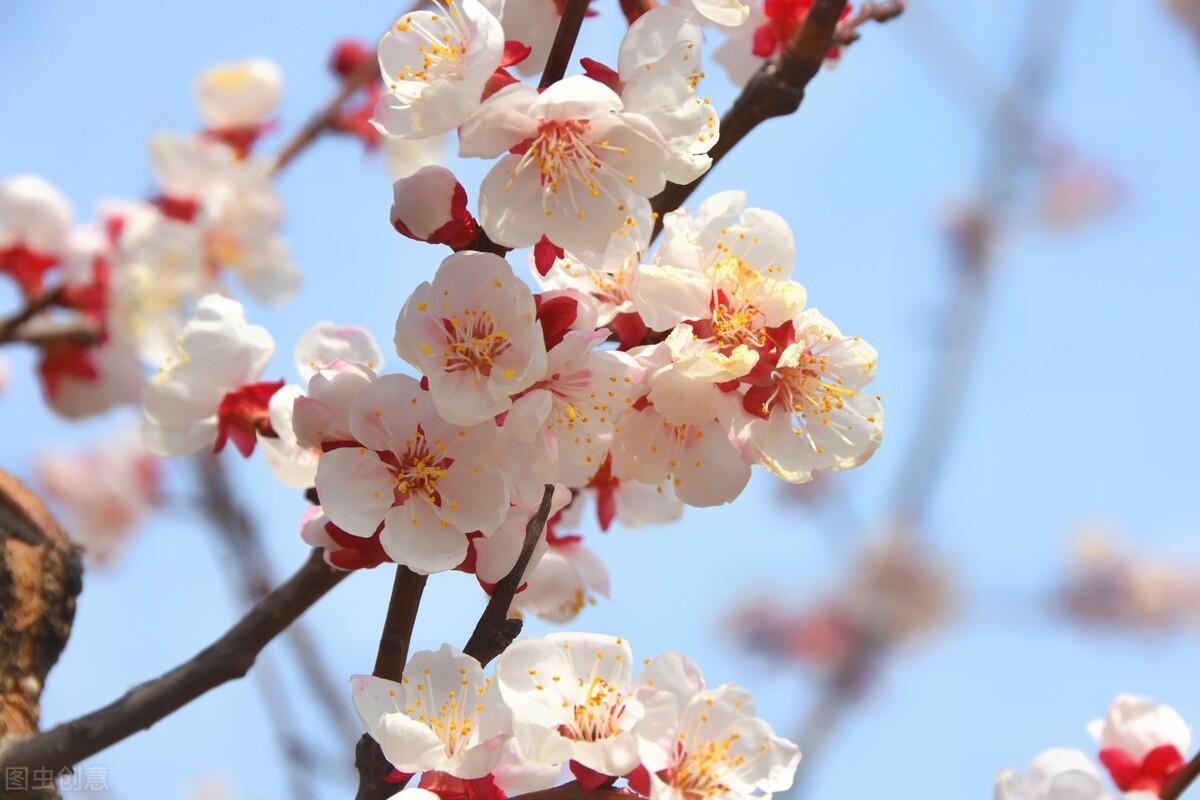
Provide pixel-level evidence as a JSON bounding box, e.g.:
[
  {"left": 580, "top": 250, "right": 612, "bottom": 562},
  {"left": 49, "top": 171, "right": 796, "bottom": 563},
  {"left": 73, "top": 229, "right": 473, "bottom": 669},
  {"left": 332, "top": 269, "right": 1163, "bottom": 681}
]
[
  {"left": 351, "top": 674, "right": 407, "bottom": 732},
  {"left": 436, "top": 462, "right": 509, "bottom": 537},
  {"left": 459, "top": 83, "right": 539, "bottom": 158},
  {"left": 376, "top": 711, "right": 448, "bottom": 773},
  {"left": 379, "top": 501, "right": 469, "bottom": 574},
  {"left": 294, "top": 322, "right": 383, "bottom": 383},
  {"left": 349, "top": 373, "right": 426, "bottom": 453},
  {"left": 315, "top": 447, "right": 394, "bottom": 536}
]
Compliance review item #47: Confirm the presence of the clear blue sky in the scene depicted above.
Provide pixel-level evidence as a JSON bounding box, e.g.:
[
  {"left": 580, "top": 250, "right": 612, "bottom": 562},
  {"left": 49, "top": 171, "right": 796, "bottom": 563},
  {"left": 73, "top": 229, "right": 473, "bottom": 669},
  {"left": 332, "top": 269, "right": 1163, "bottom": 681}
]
[{"left": 1, "top": 1, "right": 1198, "bottom": 798}]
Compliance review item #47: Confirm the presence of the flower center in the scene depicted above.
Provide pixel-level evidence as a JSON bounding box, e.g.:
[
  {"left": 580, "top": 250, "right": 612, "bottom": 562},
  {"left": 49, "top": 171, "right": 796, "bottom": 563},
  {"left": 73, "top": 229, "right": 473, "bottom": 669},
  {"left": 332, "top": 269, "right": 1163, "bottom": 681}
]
[
  {"left": 441, "top": 309, "right": 511, "bottom": 376},
  {"left": 560, "top": 676, "right": 629, "bottom": 742},
  {"left": 663, "top": 735, "right": 745, "bottom": 800},
  {"left": 391, "top": 2, "right": 469, "bottom": 83},
  {"left": 402, "top": 669, "right": 490, "bottom": 756},
  {"left": 388, "top": 432, "right": 451, "bottom": 503}
]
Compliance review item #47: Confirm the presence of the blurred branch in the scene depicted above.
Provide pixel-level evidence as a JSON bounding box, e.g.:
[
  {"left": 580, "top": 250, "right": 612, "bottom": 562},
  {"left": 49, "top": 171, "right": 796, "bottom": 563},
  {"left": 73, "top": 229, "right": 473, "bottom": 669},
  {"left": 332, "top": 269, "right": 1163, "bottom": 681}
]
[
  {"left": 0, "top": 289, "right": 100, "bottom": 349},
  {"left": 0, "top": 549, "right": 346, "bottom": 773},
  {"left": 271, "top": 57, "right": 379, "bottom": 176},
  {"left": 649, "top": 0, "right": 851, "bottom": 237},
  {"left": 540, "top": 0, "right": 591, "bottom": 89},
  {"left": 355, "top": 566, "right": 428, "bottom": 800},
  {"left": 833, "top": 0, "right": 905, "bottom": 46},
  {"left": 196, "top": 455, "right": 360, "bottom": 745},
  {"left": 464, "top": 485, "right": 555, "bottom": 665}
]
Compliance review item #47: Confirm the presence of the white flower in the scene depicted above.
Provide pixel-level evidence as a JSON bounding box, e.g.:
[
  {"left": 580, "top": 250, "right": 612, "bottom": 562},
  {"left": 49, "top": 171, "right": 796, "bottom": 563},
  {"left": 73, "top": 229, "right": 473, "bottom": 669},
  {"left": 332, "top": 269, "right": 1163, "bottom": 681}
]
[
  {"left": 631, "top": 190, "right": 802, "bottom": 384},
  {"left": 313, "top": 373, "right": 509, "bottom": 574},
  {"left": 995, "top": 749, "right": 1137, "bottom": 800},
  {"left": 610, "top": 345, "right": 750, "bottom": 508},
  {"left": 507, "top": 328, "right": 644, "bottom": 487},
  {"left": 1090, "top": 695, "right": 1192, "bottom": 763},
  {"left": 195, "top": 58, "right": 284, "bottom": 131},
  {"left": 259, "top": 322, "right": 384, "bottom": 488},
  {"left": 141, "top": 294, "right": 278, "bottom": 457},
  {"left": 373, "top": 0, "right": 506, "bottom": 139},
  {"left": 351, "top": 644, "right": 511, "bottom": 778},
  {"left": 516, "top": 538, "right": 610, "bottom": 623},
  {"left": 386, "top": 133, "right": 450, "bottom": 180},
  {"left": 37, "top": 425, "right": 159, "bottom": 564},
  {"left": 634, "top": 653, "right": 800, "bottom": 800},
  {"left": 497, "top": 633, "right": 645, "bottom": 776},
  {"left": 687, "top": 0, "right": 750, "bottom": 27},
  {"left": 0, "top": 175, "right": 72, "bottom": 296},
  {"left": 395, "top": 251, "right": 546, "bottom": 426},
  {"left": 461, "top": 76, "right": 670, "bottom": 255},
  {"left": 738, "top": 308, "right": 882, "bottom": 484},
  {"left": 618, "top": 7, "right": 719, "bottom": 185}
]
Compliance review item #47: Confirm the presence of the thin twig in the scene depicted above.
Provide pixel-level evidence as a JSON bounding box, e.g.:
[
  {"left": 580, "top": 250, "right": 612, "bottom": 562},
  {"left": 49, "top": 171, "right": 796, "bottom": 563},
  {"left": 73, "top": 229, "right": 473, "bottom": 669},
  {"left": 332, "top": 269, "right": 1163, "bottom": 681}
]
[
  {"left": 0, "top": 289, "right": 62, "bottom": 344},
  {"left": 1162, "top": 750, "right": 1200, "bottom": 800},
  {"left": 271, "top": 60, "right": 378, "bottom": 176},
  {"left": 648, "top": 0, "right": 850, "bottom": 237},
  {"left": 833, "top": 0, "right": 905, "bottom": 46},
  {"left": 539, "top": 0, "right": 591, "bottom": 90},
  {"left": 0, "top": 549, "right": 347, "bottom": 772},
  {"left": 464, "top": 485, "right": 556, "bottom": 665}
]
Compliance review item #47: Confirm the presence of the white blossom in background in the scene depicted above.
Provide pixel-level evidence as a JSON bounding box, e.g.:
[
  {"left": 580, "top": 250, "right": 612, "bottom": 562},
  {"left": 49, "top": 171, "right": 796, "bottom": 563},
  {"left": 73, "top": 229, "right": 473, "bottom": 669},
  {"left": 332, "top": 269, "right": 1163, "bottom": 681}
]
[
  {"left": 148, "top": 132, "right": 300, "bottom": 306},
  {"left": 195, "top": 58, "right": 284, "bottom": 132},
  {"left": 141, "top": 294, "right": 279, "bottom": 457},
  {"left": 634, "top": 652, "right": 801, "bottom": 800},
  {"left": 373, "top": 0, "right": 506, "bottom": 139},
  {"left": 516, "top": 538, "right": 611, "bottom": 622},
  {"left": 385, "top": 134, "right": 450, "bottom": 180},
  {"left": 499, "top": 0, "right": 561, "bottom": 76},
  {"left": 461, "top": 76, "right": 670, "bottom": 255},
  {"left": 395, "top": 251, "right": 546, "bottom": 426},
  {"left": 994, "top": 749, "right": 1131, "bottom": 800},
  {"left": 497, "top": 633, "right": 645, "bottom": 777},
  {"left": 313, "top": 373, "right": 509, "bottom": 574},
  {"left": 0, "top": 174, "right": 73, "bottom": 296},
  {"left": 351, "top": 644, "right": 511, "bottom": 778},
  {"left": 37, "top": 425, "right": 159, "bottom": 564}
]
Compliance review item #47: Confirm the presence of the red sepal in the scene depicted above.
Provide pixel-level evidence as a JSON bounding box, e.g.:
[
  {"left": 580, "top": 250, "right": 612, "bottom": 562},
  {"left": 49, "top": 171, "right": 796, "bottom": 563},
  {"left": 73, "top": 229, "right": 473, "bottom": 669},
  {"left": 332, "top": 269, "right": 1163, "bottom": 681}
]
[
  {"left": 580, "top": 58, "right": 621, "bottom": 92},
  {"left": 626, "top": 765, "right": 651, "bottom": 796},
  {"left": 1100, "top": 745, "right": 1185, "bottom": 794},
  {"left": 586, "top": 455, "right": 619, "bottom": 531},
  {"left": 501, "top": 40, "right": 533, "bottom": 68},
  {"left": 609, "top": 312, "right": 648, "bottom": 351},
  {"left": 0, "top": 245, "right": 58, "bottom": 298},
  {"left": 535, "top": 293, "right": 579, "bottom": 351},
  {"left": 420, "top": 771, "right": 507, "bottom": 800},
  {"left": 38, "top": 341, "right": 99, "bottom": 401},
  {"left": 534, "top": 235, "right": 564, "bottom": 276},
  {"left": 483, "top": 68, "right": 520, "bottom": 101},
  {"left": 214, "top": 379, "right": 285, "bottom": 457},
  {"left": 153, "top": 194, "right": 202, "bottom": 223},
  {"left": 569, "top": 761, "right": 617, "bottom": 791}
]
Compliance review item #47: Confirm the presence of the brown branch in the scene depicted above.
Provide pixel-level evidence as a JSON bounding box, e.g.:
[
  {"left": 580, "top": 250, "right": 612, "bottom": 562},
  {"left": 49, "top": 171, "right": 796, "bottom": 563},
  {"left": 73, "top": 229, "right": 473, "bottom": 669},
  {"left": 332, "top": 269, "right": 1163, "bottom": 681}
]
[
  {"left": 648, "top": 0, "right": 849, "bottom": 237},
  {"left": 0, "top": 549, "right": 347, "bottom": 773},
  {"left": 271, "top": 57, "right": 379, "bottom": 176},
  {"left": 833, "top": 0, "right": 905, "bottom": 46},
  {"left": 373, "top": 567, "right": 428, "bottom": 679},
  {"left": 508, "top": 786, "right": 627, "bottom": 800},
  {"left": 1162, "top": 750, "right": 1200, "bottom": 800},
  {"left": 355, "top": 566, "right": 429, "bottom": 800},
  {"left": 464, "top": 485, "right": 555, "bottom": 665},
  {"left": 0, "top": 290, "right": 62, "bottom": 345},
  {"left": 539, "top": 0, "right": 591, "bottom": 90}
]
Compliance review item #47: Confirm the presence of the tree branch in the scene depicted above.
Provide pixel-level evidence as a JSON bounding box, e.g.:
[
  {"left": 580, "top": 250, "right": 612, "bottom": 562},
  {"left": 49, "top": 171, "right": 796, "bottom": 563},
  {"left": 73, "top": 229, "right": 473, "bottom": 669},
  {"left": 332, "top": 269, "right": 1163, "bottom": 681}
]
[
  {"left": 464, "top": 485, "right": 555, "bottom": 666},
  {"left": 0, "top": 549, "right": 347, "bottom": 772},
  {"left": 539, "top": 0, "right": 591, "bottom": 90},
  {"left": 1162, "top": 750, "right": 1200, "bottom": 800},
  {"left": 271, "top": 56, "right": 379, "bottom": 176},
  {"left": 649, "top": 0, "right": 849, "bottom": 237},
  {"left": 355, "top": 566, "right": 428, "bottom": 800}
]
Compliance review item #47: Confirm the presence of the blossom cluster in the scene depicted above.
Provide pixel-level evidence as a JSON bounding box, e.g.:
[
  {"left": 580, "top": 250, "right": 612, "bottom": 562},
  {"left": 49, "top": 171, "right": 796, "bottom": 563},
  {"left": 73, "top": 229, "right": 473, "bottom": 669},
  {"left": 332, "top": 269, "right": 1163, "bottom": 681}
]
[
  {"left": 0, "top": 58, "right": 295, "bottom": 418},
  {"left": 352, "top": 633, "right": 800, "bottom": 800},
  {"left": 996, "top": 695, "right": 1193, "bottom": 800}
]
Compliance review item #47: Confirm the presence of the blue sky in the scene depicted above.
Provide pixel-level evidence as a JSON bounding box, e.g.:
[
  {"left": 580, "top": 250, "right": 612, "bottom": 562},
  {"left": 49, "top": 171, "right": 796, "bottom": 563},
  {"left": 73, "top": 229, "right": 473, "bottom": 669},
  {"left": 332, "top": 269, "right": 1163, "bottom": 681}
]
[{"left": 2, "top": 1, "right": 1199, "bottom": 798}]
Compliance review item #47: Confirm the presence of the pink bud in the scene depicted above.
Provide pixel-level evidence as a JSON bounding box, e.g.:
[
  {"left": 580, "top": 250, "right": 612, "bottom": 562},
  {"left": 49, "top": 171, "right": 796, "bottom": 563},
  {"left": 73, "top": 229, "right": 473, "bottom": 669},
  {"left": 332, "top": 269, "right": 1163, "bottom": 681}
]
[{"left": 390, "top": 166, "right": 478, "bottom": 249}]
